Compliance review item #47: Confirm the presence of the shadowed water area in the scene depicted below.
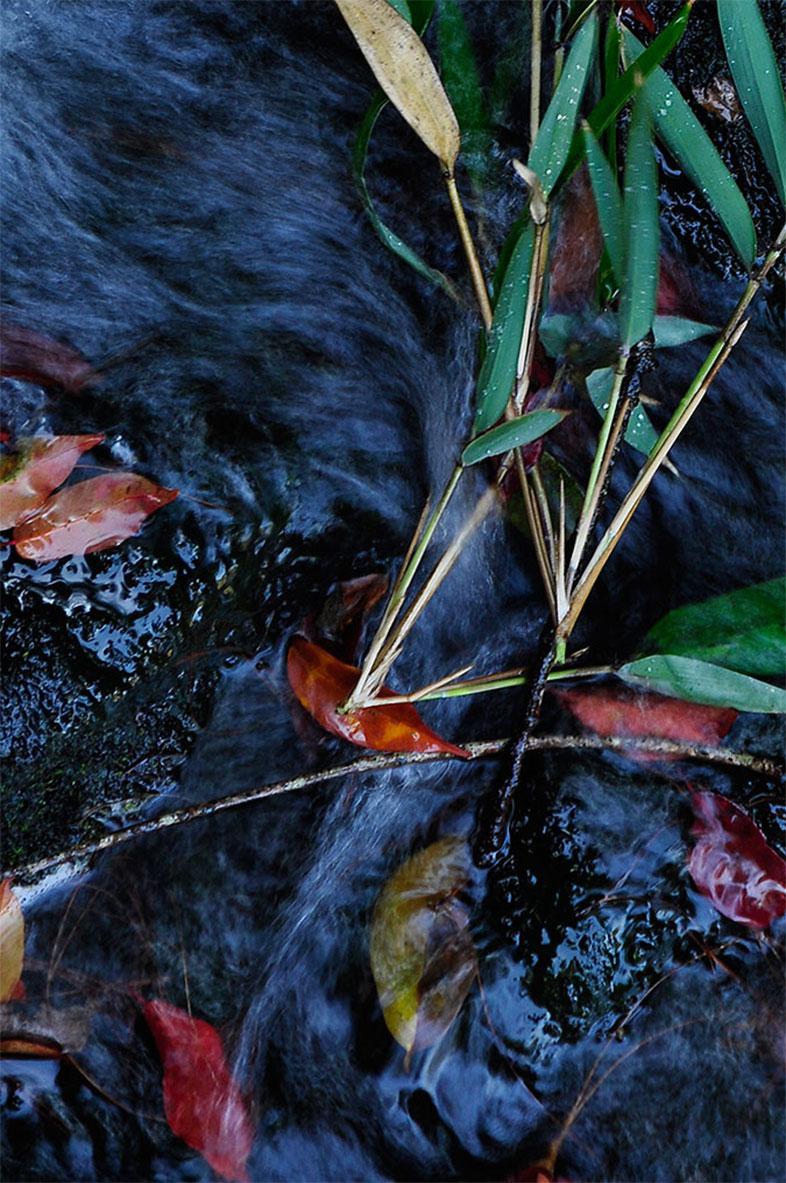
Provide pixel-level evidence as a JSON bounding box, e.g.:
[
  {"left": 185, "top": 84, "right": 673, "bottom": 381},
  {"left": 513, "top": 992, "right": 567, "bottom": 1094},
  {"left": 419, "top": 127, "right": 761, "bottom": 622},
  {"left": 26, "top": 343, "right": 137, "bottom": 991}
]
[{"left": 1, "top": 2, "right": 784, "bottom": 1180}]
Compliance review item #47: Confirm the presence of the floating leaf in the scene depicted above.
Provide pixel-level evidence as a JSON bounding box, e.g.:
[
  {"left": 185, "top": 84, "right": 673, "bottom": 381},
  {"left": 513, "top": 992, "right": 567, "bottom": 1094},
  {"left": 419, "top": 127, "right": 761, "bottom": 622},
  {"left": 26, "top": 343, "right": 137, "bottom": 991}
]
[
  {"left": 619, "top": 92, "right": 659, "bottom": 349},
  {"left": 336, "top": 0, "right": 460, "bottom": 170},
  {"left": 586, "top": 367, "right": 657, "bottom": 456},
  {"left": 557, "top": 684, "right": 737, "bottom": 761},
  {"left": 0, "top": 434, "right": 104, "bottom": 531},
  {"left": 717, "top": 0, "right": 786, "bottom": 205},
  {"left": 644, "top": 577, "right": 786, "bottom": 679},
  {"left": 623, "top": 28, "right": 756, "bottom": 268},
  {"left": 287, "top": 636, "right": 469, "bottom": 757},
  {"left": 688, "top": 791, "right": 786, "bottom": 929},
  {"left": 0, "top": 881, "right": 24, "bottom": 1004},
  {"left": 462, "top": 410, "right": 566, "bottom": 466},
  {"left": 370, "top": 836, "right": 476, "bottom": 1058},
  {"left": 353, "top": 94, "right": 456, "bottom": 294},
  {"left": 13, "top": 472, "right": 178, "bottom": 562},
  {"left": 582, "top": 123, "right": 625, "bottom": 287},
  {"left": 142, "top": 998, "right": 254, "bottom": 1183},
  {"left": 0, "top": 323, "right": 97, "bottom": 392},
  {"left": 619, "top": 1, "right": 656, "bottom": 35},
  {"left": 0, "top": 1038, "right": 62, "bottom": 1059},
  {"left": 617, "top": 654, "right": 786, "bottom": 714},
  {"left": 473, "top": 222, "right": 535, "bottom": 433},
  {"left": 652, "top": 315, "right": 717, "bottom": 348},
  {"left": 528, "top": 12, "right": 598, "bottom": 197}
]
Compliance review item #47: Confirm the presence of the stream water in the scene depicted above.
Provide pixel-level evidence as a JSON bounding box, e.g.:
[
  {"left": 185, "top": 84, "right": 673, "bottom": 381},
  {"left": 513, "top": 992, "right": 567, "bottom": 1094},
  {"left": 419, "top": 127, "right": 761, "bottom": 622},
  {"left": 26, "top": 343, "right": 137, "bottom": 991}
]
[{"left": 1, "top": 2, "right": 784, "bottom": 1181}]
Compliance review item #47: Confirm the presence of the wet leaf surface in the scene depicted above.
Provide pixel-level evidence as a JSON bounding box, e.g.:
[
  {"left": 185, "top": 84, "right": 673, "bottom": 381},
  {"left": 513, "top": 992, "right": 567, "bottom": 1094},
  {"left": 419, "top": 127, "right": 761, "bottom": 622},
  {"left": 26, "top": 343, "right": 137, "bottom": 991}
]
[
  {"left": 688, "top": 791, "right": 786, "bottom": 929},
  {"left": 556, "top": 684, "right": 737, "bottom": 758},
  {"left": 370, "top": 836, "right": 476, "bottom": 1058},
  {"left": 0, "top": 323, "right": 97, "bottom": 392},
  {"left": 0, "top": 881, "right": 24, "bottom": 1003},
  {"left": 13, "top": 472, "right": 178, "bottom": 562},
  {"left": 287, "top": 636, "right": 469, "bottom": 757},
  {"left": 0, "top": 434, "right": 104, "bottom": 531},
  {"left": 142, "top": 998, "right": 254, "bottom": 1183}
]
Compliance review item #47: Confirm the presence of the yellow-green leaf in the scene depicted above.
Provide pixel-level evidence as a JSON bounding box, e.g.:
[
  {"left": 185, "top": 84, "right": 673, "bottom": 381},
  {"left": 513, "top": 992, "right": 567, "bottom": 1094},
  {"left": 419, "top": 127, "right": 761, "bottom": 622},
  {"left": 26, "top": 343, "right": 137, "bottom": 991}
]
[
  {"left": 336, "top": 0, "right": 460, "bottom": 170},
  {"left": 369, "top": 837, "right": 476, "bottom": 1057},
  {"left": 0, "top": 880, "right": 24, "bottom": 1003}
]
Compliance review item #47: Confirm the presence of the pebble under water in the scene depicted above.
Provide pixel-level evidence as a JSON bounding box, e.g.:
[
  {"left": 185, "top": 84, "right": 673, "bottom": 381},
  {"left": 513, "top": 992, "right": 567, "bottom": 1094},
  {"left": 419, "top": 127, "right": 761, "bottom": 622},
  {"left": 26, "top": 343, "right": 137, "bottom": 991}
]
[{"left": 1, "top": 3, "right": 784, "bottom": 1181}]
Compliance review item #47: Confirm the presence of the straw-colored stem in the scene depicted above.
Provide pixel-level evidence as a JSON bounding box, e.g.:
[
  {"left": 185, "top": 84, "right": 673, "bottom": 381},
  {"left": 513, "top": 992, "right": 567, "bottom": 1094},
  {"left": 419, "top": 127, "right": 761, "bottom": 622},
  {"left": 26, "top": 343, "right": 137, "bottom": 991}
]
[{"left": 444, "top": 172, "right": 493, "bottom": 329}]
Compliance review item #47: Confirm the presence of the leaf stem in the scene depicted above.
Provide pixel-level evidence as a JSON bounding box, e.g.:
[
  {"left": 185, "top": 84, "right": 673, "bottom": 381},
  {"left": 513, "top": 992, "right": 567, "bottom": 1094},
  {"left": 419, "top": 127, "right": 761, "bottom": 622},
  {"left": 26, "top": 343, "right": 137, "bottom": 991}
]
[
  {"left": 530, "top": 0, "right": 543, "bottom": 146},
  {"left": 444, "top": 172, "right": 493, "bottom": 328}
]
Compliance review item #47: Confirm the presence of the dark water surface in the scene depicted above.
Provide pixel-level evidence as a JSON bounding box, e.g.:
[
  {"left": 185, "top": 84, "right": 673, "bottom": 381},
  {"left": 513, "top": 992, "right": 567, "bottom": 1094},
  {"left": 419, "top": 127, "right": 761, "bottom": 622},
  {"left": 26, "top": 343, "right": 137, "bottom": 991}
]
[{"left": 2, "top": 2, "right": 784, "bottom": 1181}]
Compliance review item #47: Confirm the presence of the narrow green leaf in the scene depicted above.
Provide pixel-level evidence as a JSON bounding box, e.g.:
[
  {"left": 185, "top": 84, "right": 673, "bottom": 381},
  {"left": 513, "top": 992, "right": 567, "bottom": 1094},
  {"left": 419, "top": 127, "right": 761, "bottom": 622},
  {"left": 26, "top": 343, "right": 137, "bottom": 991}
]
[
  {"left": 528, "top": 12, "right": 598, "bottom": 197},
  {"left": 652, "top": 316, "right": 718, "bottom": 348},
  {"left": 586, "top": 367, "right": 658, "bottom": 456},
  {"left": 386, "top": 0, "right": 411, "bottom": 20},
  {"left": 462, "top": 410, "right": 566, "bottom": 466},
  {"left": 583, "top": 123, "right": 624, "bottom": 287},
  {"left": 619, "top": 93, "right": 659, "bottom": 349},
  {"left": 645, "top": 577, "right": 786, "bottom": 678},
  {"left": 352, "top": 94, "right": 456, "bottom": 294},
  {"left": 618, "top": 654, "right": 786, "bottom": 714},
  {"left": 717, "top": 0, "right": 786, "bottom": 205},
  {"left": 623, "top": 29, "right": 757, "bottom": 268},
  {"left": 473, "top": 221, "right": 534, "bottom": 432},
  {"left": 438, "top": 0, "right": 490, "bottom": 184},
  {"left": 563, "top": 2, "right": 694, "bottom": 180},
  {"left": 408, "top": 0, "right": 435, "bottom": 35}
]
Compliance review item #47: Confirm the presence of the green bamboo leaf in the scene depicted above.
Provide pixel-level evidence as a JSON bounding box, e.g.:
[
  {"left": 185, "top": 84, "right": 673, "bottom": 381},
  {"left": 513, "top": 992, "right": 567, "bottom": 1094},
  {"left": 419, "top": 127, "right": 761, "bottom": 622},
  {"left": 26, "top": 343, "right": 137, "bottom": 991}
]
[
  {"left": 438, "top": 0, "right": 490, "bottom": 184},
  {"left": 617, "top": 654, "right": 786, "bottom": 714},
  {"left": 623, "top": 28, "right": 757, "bottom": 268},
  {"left": 387, "top": 0, "right": 411, "bottom": 19},
  {"left": 582, "top": 123, "right": 624, "bottom": 287},
  {"left": 586, "top": 367, "right": 658, "bottom": 456},
  {"left": 717, "top": 0, "right": 786, "bottom": 205},
  {"left": 473, "top": 221, "right": 534, "bottom": 432},
  {"left": 408, "top": 0, "right": 435, "bottom": 35},
  {"left": 336, "top": 0, "right": 460, "bottom": 170},
  {"left": 528, "top": 12, "right": 598, "bottom": 197},
  {"left": 652, "top": 316, "right": 718, "bottom": 348},
  {"left": 644, "top": 577, "right": 786, "bottom": 678},
  {"left": 563, "top": 2, "right": 693, "bottom": 180},
  {"left": 462, "top": 410, "right": 567, "bottom": 466},
  {"left": 619, "top": 93, "right": 659, "bottom": 349},
  {"left": 352, "top": 94, "right": 457, "bottom": 294}
]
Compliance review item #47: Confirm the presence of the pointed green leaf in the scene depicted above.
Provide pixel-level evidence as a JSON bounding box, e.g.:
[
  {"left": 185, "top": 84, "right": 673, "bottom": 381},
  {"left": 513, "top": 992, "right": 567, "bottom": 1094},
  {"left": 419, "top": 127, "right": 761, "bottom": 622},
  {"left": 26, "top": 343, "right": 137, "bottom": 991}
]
[
  {"left": 618, "top": 654, "right": 786, "bottom": 714},
  {"left": 652, "top": 316, "right": 718, "bottom": 348},
  {"left": 528, "top": 12, "right": 598, "bottom": 197},
  {"left": 717, "top": 0, "right": 786, "bottom": 205},
  {"left": 462, "top": 410, "right": 567, "bottom": 466},
  {"left": 386, "top": 0, "right": 412, "bottom": 19},
  {"left": 473, "top": 221, "right": 534, "bottom": 432},
  {"left": 583, "top": 123, "right": 625, "bottom": 287},
  {"left": 644, "top": 577, "right": 786, "bottom": 678},
  {"left": 619, "top": 93, "right": 659, "bottom": 349},
  {"left": 586, "top": 367, "right": 658, "bottom": 456},
  {"left": 438, "top": 0, "right": 490, "bottom": 184},
  {"left": 623, "top": 28, "right": 756, "bottom": 268}
]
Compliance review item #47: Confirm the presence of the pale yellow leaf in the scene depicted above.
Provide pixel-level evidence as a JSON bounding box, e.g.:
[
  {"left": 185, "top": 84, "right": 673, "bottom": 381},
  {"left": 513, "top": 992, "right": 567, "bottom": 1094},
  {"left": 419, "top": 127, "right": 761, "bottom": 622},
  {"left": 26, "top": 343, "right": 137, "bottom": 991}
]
[
  {"left": 335, "top": 0, "right": 460, "bottom": 170},
  {"left": 0, "top": 880, "right": 24, "bottom": 1003}
]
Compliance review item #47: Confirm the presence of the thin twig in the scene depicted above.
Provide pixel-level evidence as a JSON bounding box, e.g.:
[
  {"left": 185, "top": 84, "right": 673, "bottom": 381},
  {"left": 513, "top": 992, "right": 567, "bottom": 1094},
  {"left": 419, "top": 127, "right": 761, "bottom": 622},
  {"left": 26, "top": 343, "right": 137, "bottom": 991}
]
[
  {"left": 530, "top": 0, "right": 543, "bottom": 147},
  {"left": 11, "top": 736, "right": 779, "bottom": 885},
  {"left": 444, "top": 172, "right": 493, "bottom": 329}
]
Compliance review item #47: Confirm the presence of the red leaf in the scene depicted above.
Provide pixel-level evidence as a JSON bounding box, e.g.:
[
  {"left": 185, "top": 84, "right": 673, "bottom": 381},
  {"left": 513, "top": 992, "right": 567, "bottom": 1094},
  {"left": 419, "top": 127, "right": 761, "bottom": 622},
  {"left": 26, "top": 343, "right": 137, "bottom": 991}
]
[
  {"left": 688, "top": 791, "right": 786, "bottom": 930},
  {"left": 0, "top": 323, "right": 97, "bottom": 392},
  {"left": 287, "top": 636, "right": 469, "bottom": 758},
  {"left": 618, "top": 1, "right": 656, "bottom": 34},
  {"left": 313, "top": 572, "right": 389, "bottom": 662},
  {"left": 557, "top": 685, "right": 737, "bottom": 760},
  {"left": 142, "top": 999, "right": 253, "bottom": 1183},
  {"left": 13, "top": 472, "right": 178, "bottom": 561},
  {"left": 0, "top": 434, "right": 104, "bottom": 530}
]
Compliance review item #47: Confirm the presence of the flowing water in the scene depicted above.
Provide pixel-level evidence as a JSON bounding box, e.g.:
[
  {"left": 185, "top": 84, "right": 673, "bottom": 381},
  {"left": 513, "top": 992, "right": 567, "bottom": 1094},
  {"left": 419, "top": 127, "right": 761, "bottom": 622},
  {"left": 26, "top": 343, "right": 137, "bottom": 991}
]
[{"left": 2, "top": 2, "right": 784, "bottom": 1180}]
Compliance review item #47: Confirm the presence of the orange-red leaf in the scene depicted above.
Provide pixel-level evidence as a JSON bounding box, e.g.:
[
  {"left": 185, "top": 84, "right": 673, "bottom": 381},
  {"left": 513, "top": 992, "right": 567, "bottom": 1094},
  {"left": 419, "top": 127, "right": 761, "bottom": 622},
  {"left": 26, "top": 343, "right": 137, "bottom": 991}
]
[
  {"left": 0, "top": 322, "right": 97, "bottom": 391},
  {"left": 0, "top": 434, "right": 104, "bottom": 530},
  {"left": 0, "top": 880, "right": 24, "bottom": 1004},
  {"left": 13, "top": 472, "right": 178, "bottom": 561},
  {"left": 287, "top": 636, "right": 469, "bottom": 757},
  {"left": 142, "top": 999, "right": 253, "bottom": 1183},
  {"left": 0, "top": 1038, "right": 62, "bottom": 1059},
  {"left": 556, "top": 685, "right": 737, "bottom": 760},
  {"left": 689, "top": 791, "right": 786, "bottom": 929}
]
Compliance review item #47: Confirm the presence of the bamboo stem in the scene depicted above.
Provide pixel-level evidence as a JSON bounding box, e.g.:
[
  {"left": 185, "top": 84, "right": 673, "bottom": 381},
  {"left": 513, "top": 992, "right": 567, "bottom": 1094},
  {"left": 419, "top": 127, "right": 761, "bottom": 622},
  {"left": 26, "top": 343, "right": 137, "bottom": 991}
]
[
  {"left": 530, "top": 0, "right": 543, "bottom": 145},
  {"left": 444, "top": 172, "right": 493, "bottom": 329}
]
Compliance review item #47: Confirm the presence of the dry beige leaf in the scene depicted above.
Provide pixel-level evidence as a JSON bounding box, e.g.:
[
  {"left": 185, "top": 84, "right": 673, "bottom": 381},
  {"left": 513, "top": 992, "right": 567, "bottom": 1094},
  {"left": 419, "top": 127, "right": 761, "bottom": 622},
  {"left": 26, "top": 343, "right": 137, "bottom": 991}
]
[
  {"left": 0, "top": 880, "right": 24, "bottom": 1003},
  {"left": 335, "top": 0, "right": 460, "bottom": 171}
]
